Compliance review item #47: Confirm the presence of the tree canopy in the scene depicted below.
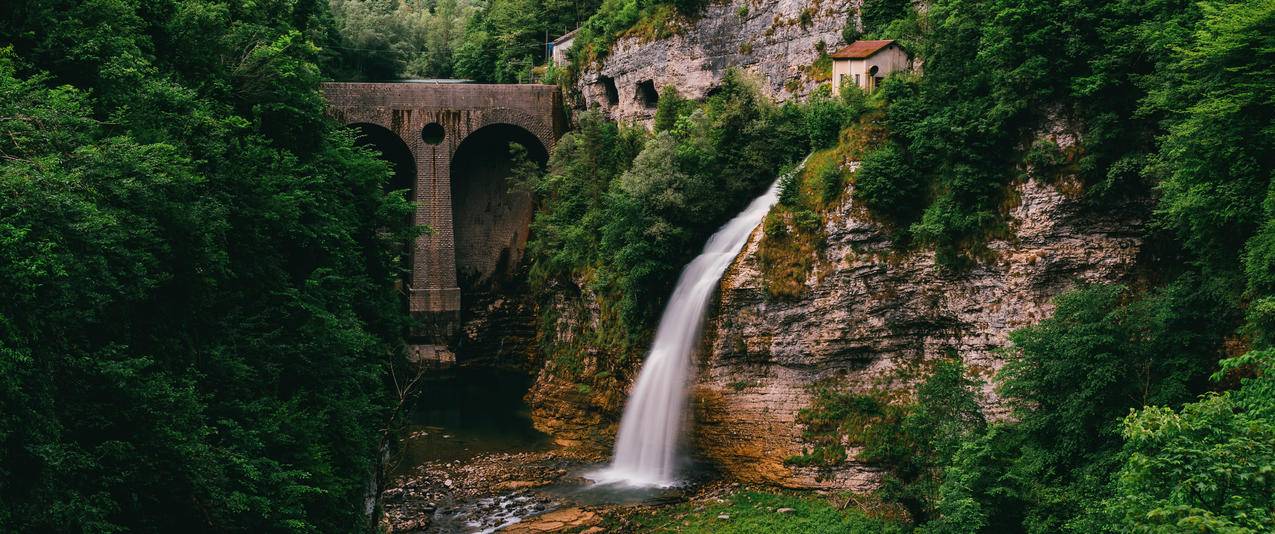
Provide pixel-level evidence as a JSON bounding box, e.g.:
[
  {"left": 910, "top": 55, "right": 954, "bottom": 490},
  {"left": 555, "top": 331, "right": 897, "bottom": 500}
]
[{"left": 0, "top": 1, "right": 413, "bottom": 531}]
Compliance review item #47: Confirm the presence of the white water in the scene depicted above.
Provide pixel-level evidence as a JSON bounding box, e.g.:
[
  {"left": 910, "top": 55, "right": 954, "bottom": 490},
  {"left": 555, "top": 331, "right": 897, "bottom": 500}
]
[{"left": 588, "top": 170, "right": 793, "bottom": 488}]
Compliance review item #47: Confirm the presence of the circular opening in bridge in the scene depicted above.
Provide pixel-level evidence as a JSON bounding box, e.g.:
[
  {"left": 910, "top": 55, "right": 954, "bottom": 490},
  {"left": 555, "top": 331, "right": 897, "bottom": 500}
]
[{"left": 421, "top": 122, "right": 445, "bottom": 145}]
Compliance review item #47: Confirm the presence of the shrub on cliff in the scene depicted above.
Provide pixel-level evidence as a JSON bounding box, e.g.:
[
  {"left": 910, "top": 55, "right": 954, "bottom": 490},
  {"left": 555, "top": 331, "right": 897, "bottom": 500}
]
[
  {"left": 788, "top": 359, "right": 986, "bottom": 523},
  {"left": 853, "top": 141, "right": 924, "bottom": 226},
  {"left": 805, "top": 86, "right": 855, "bottom": 149}
]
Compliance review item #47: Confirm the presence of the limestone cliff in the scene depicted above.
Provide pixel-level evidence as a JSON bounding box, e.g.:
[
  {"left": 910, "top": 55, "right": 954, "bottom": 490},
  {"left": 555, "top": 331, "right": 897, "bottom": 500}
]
[
  {"left": 531, "top": 0, "right": 1146, "bottom": 490},
  {"left": 692, "top": 177, "right": 1144, "bottom": 489},
  {"left": 577, "top": 0, "right": 854, "bottom": 122}
]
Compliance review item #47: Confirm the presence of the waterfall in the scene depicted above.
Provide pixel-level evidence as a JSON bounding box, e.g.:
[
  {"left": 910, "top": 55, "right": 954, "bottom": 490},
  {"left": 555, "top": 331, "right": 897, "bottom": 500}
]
[{"left": 588, "top": 168, "right": 795, "bottom": 488}]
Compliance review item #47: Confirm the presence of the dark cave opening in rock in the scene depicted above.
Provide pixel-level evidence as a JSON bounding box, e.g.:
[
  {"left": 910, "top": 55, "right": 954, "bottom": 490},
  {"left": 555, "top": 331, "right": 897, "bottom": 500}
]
[
  {"left": 636, "top": 79, "right": 658, "bottom": 109},
  {"left": 600, "top": 75, "right": 619, "bottom": 106}
]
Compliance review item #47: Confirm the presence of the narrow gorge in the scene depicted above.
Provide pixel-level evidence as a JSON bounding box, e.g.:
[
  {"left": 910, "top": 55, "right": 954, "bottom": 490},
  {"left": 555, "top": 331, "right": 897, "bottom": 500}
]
[{"left": 4, "top": 0, "right": 1270, "bottom": 533}]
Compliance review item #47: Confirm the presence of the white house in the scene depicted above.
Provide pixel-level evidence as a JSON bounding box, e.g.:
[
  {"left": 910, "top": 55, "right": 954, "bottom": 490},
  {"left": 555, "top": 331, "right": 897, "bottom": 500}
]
[
  {"left": 830, "top": 39, "right": 909, "bottom": 92},
  {"left": 551, "top": 29, "right": 579, "bottom": 66}
]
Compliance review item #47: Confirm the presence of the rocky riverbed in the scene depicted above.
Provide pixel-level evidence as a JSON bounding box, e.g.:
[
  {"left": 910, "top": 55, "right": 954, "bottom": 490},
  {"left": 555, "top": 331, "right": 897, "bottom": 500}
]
[
  {"left": 380, "top": 447, "right": 822, "bottom": 533},
  {"left": 382, "top": 448, "right": 613, "bottom": 533}
]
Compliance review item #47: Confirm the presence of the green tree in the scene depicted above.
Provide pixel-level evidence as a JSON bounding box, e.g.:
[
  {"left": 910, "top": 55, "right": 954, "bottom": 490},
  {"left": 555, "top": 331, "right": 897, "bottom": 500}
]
[{"left": 0, "top": 1, "right": 413, "bottom": 530}]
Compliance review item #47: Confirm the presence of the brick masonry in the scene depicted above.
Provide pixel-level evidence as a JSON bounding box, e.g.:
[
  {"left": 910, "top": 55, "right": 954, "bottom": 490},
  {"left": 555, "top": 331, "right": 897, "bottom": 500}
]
[{"left": 322, "top": 82, "right": 565, "bottom": 314}]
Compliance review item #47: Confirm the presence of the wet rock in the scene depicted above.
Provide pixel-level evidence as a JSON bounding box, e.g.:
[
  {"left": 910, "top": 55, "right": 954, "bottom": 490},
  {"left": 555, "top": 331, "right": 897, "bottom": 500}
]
[
  {"left": 502, "top": 507, "right": 600, "bottom": 533},
  {"left": 492, "top": 480, "right": 544, "bottom": 491},
  {"left": 381, "top": 450, "right": 587, "bottom": 533}
]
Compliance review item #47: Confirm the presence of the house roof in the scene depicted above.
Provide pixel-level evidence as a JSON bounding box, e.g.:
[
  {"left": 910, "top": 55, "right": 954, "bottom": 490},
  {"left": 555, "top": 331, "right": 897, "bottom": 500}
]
[
  {"left": 829, "top": 40, "right": 898, "bottom": 59},
  {"left": 553, "top": 28, "right": 580, "bottom": 45}
]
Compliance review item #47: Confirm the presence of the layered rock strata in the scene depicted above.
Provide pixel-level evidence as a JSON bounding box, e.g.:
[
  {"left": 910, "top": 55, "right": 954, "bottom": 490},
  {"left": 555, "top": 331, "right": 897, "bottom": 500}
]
[{"left": 693, "top": 178, "right": 1144, "bottom": 488}]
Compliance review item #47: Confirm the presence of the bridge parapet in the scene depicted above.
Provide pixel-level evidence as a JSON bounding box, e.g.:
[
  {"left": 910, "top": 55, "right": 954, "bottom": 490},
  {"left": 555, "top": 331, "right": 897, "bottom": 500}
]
[{"left": 322, "top": 82, "right": 564, "bottom": 316}]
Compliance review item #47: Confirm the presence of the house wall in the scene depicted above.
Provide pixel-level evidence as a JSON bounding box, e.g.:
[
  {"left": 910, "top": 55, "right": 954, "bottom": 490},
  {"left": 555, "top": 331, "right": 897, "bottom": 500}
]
[
  {"left": 832, "top": 44, "right": 910, "bottom": 92},
  {"left": 552, "top": 37, "right": 574, "bottom": 66}
]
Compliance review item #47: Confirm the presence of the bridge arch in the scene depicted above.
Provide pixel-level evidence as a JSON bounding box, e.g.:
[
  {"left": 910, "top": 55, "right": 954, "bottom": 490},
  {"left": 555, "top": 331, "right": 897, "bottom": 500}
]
[
  {"left": 349, "top": 122, "right": 416, "bottom": 309},
  {"left": 350, "top": 122, "right": 416, "bottom": 200},
  {"left": 450, "top": 122, "right": 549, "bottom": 292}
]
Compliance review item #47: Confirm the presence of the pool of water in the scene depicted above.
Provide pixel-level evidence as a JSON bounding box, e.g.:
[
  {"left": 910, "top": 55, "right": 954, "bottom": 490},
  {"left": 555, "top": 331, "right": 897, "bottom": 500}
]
[
  {"left": 540, "top": 458, "right": 718, "bottom": 506},
  {"left": 390, "top": 366, "right": 550, "bottom": 478}
]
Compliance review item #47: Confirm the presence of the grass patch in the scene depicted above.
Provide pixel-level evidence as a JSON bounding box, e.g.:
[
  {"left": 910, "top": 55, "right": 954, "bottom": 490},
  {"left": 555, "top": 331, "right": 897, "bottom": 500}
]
[
  {"left": 786, "top": 384, "right": 903, "bottom": 469},
  {"left": 804, "top": 49, "right": 833, "bottom": 82},
  {"left": 755, "top": 149, "right": 841, "bottom": 299},
  {"left": 621, "top": 3, "right": 682, "bottom": 42},
  {"left": 611, "top": 490, "right": 908, "bottom": 533}
]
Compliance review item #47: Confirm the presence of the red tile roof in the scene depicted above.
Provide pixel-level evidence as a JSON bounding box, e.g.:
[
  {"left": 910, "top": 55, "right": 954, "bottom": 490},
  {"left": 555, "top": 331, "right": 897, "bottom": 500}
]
[{"left": 829, "top": 40, "right": 898, "bottom": 59}]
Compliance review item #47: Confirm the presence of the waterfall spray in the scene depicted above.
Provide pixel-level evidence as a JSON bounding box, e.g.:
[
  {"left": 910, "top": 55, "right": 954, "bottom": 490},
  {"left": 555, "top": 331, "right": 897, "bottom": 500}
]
[{"left": 589, "top": 164, "right": 800, "bottom": 487}]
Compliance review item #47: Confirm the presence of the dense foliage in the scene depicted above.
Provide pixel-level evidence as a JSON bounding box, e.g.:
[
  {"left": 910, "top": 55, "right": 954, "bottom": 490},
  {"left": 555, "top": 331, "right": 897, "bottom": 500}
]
[
  {"left": 327, "top": 0, "right": 709, "bottom": 83},
  {"left": 0, "top": 1, "right": 412, "bottom": 531},
  {"left": 328, "top": 0, "right": 606, "bottom": 83},
  {"left": 328, "top": 0, "right": 477, "bottom": 80},
  {"left": 842, "top": 0, "right": 1207, "bottom": 266}
]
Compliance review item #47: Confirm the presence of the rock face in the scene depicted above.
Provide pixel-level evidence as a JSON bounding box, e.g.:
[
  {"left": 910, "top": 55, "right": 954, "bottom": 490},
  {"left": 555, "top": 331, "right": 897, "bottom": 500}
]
[
  {"left": 692, "top": 178, "right": 1145, "bottom": 489},
  {"left": 526, "top": 287, "right": 628, "bottom": 453},
  {"left": 578, "top": 0, "right": 854, "bottom": 123},
  {"left": 527, "top": 368, "right": 622, "bottom": 453}
]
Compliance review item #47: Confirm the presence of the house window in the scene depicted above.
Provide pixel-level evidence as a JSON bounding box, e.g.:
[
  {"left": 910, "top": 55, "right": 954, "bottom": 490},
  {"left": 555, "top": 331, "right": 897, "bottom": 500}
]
[{"left": 854, "top": 74, "right": 861, "bottom": 87}]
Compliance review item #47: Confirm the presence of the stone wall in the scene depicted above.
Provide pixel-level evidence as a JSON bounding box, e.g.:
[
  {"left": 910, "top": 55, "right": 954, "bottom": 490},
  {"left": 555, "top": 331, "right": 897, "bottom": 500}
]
[{"left": 451, "top": 125, "right": 546, "bottom": 291}]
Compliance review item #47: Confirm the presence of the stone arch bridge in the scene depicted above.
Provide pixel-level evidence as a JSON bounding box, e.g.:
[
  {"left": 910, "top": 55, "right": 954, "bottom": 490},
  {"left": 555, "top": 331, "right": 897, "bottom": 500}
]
[{"left": 322, "top": 82, "right": 565, "bottom": 320}]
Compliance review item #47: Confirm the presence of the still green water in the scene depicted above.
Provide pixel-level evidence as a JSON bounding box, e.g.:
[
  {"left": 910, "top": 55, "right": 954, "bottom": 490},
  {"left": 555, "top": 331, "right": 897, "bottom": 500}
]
[{"left": 391, "top": 367, "right": 550, "bottom": 479}]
